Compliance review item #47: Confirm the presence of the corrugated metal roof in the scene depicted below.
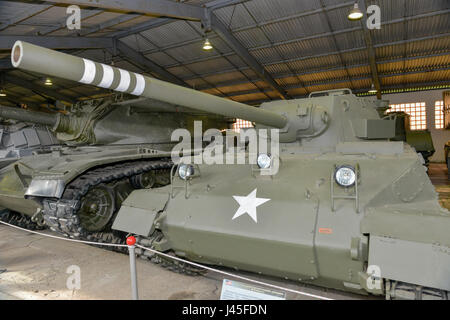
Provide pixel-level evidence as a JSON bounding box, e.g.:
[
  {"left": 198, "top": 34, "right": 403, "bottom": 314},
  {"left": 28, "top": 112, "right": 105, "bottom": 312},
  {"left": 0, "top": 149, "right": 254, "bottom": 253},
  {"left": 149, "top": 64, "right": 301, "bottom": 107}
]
[
  {"left": 233, "top": 28, "right": 272, "bottom": 48},
  {"left": 185, "top": 78, "right": 209, "bottom": 88},
  {"left": 0, "top": 0, "right": 448, "bottom": 107},
  {"left": 139, "top": 20, "right": 199, "bottom": 48},
  {"left": 300, "top": 69, "right": 349, "bottom": 83},
  {"left": 285, "top": 54, "right": 342, "bottom": 71},
  {"left": 286, "top": 87, "right": 308, "bottom": 97},
  {"left": 213, "top": 3, "right": 256, "bottom": 30},
  {"left": 119, "top": 34, "right": 157, "bottom": 52},
  {"left": 187, "top": 57, "right": 235, "bottom": 75},
  {"left": 260, "top": 13, "right": 329, "bottom": 43},
  {"left": 202, "top": 70, "right": 248, "bottom": 84},
  {"left": 232, "top": 91, "right": 268, "bottom": 102},
  {"left": 242, "top": 0, "right": 320, "bottom": 23}
]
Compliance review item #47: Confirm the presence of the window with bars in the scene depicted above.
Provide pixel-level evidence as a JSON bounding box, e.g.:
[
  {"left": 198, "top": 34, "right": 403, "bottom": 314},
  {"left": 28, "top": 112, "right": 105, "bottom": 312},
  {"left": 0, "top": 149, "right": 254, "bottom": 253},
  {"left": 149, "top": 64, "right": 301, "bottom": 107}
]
[
  {"left": 387, "top": 102, "right": 427, "bottom": 130},
  {"left": 232, "top": 119, "right": 254, "bottom": 133},
  {"left": 435, "top": 100, "right": 444, "bottom": 129}
]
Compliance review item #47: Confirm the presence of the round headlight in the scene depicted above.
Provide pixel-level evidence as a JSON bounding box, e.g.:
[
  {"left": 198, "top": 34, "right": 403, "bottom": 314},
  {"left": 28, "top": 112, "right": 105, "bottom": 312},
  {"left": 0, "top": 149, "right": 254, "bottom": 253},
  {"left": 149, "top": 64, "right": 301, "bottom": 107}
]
[
  {"left": 178, "top": 164, "right": 194, "bottom": 180},
  {"left": 257, "top": 154, "right": 272, "bottom": 169},
  {"left": 334, "top": 165, "right": 356, "bottom": 187}
]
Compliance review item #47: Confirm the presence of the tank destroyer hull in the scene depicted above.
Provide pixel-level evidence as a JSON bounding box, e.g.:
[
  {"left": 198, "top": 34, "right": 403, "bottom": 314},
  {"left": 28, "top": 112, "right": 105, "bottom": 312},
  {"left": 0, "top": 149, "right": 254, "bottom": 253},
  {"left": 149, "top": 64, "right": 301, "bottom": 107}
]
[
  {"left": 115, "top": 146, "right": 449, "bottom": 298},
  {"left": 9, "top": 41, "right": 450, "bottom": 299},
  {"left": 0, "top": 145, "right": 174, "bottom": 216}
]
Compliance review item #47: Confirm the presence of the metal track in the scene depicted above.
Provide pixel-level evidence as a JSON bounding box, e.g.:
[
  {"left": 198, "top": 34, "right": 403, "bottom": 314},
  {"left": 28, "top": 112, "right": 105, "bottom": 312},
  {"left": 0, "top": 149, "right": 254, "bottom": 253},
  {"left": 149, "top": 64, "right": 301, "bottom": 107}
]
[
  {"left": 386, "top": 280, "right": 449, "bottom": 300},
  {"left": 0, "top": 209, "right": 45, "bottom": 231},
  {"left": 135, "top": 232, "right": 206, "bottom": 276},
  {"left": 40, "top": 159, "right": 204, "bottom": 275},
  {"left": 14, "top": 160, "right": 449, "bottom": 293},
  {"left": 42, "top": 160, "right": 170, "bottom": 238}
]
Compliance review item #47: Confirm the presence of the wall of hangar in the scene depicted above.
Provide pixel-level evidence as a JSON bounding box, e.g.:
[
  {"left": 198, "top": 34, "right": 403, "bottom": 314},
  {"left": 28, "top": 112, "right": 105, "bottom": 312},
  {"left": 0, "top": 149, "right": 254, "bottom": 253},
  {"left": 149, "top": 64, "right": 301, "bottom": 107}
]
[{"left": 379, "top": 89, "right": 449, "bottom": 162}]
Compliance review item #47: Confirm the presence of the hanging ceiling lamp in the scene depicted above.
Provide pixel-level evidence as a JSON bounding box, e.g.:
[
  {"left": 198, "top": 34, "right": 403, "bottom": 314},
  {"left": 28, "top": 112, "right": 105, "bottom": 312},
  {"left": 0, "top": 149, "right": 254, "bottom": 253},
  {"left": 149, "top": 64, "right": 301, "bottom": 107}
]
[
  {"left": 202, "top": 38, "right": 213, "bottom": 51},
  {"left": 368, "top": 83, "right": 377, "bottom": 93},
  {"left": 348, "top": 3, "right": 363, "bottom": 21}
]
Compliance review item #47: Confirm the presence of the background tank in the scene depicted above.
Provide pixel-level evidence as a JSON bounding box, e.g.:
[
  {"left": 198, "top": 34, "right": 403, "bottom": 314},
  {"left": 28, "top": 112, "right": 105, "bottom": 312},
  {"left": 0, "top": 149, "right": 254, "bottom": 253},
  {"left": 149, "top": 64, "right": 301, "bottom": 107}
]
[
  {"left": 0, "top": 41, "right": 230, "bottom": 233},
  {"left": 384, "top": 111, "right": 435, "bottom": 165},
  {"left": 0, "top": 114, "right": 59, "bottom": 229},
  {"left": 0, "top": 112, "right": 59, "bottom": 168},
  {"left": 11, "top": 41, "right": 450, "bottom": 299},
  {"left": 1, "top": 94, "right": 228, "bottom": 147},
  {"left": 116, "top": 89, "right": 449, "bottom": 300}
]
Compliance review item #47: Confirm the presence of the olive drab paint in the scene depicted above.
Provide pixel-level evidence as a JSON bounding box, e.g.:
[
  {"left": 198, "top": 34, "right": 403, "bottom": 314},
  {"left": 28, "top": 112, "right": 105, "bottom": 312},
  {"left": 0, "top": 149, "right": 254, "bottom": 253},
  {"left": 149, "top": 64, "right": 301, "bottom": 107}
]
[
  {"left": 114, "top": 89, "right": 450, "bottom": 298},
  {"left": 11, "top": 41, "right": 287, "bottom": 129},
  {"left": 9, "top": 42, "right": 450, "bottom": 299}
]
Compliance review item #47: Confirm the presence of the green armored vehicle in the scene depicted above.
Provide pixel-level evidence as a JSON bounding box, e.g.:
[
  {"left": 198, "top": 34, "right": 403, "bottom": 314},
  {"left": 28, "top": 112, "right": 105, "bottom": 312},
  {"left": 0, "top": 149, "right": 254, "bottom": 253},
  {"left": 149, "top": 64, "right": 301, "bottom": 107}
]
[
  {"left": 114, "top": 90, "right": 450, "bottom": 300},
  {"left": 0, "top": 42, "right": 228, "bottom": 235},
  {"left": 0, "top": 117, "right": 59, "bottom": 168},
  {"left": 384, "top": 111, "right": 435, "bottom": 165},
  {"left": 11, "top": 41, "right": 450, "bottom": 299}
]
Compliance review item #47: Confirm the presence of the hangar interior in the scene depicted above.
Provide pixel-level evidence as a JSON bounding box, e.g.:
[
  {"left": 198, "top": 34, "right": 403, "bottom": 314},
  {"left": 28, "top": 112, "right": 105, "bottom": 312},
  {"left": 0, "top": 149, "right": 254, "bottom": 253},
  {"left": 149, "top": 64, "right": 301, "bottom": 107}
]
[
  {"left": 0, "top": 0, "right": 449, "bottom": 301},
  {"left": 0, "top": 0, "right": 449, "bottom": 160}
]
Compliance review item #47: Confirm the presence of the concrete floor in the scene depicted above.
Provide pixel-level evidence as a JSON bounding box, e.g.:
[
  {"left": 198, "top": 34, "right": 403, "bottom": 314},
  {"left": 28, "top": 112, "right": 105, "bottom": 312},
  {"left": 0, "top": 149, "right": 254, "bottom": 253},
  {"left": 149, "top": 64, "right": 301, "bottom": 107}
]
[
  {"left": 0, "top": 163, "right": 447, "bottom": 300},
  {"left": 428, "top": 163, "right": 450, "bottom": 210},
  {"left": 0, "top": 226, "right": 363, "bottom": 300}
]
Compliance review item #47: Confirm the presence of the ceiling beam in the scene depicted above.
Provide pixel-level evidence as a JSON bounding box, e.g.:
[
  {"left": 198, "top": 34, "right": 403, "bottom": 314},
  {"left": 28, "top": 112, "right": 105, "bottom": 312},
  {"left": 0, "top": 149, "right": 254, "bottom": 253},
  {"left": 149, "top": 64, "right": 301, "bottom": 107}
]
[
  {"left": 0, "top": 35, "right": 114, "bottom": 50},
  {"left": 192, "top": 51, "right": 450, "bottom": 91},
  {"left": 41, "top": 0, "right": 205, "bottom": 21},
  {"left": 359, "top": 0, "right": 381, "bottom": 99},
  {"left": 111, "top": 18, "right": 172, "bottom": 39},
  {"left": 210, "top": 14, "right": 288, "bottom": 99},
  {"left": 114, "top": 40, "right": 188, "bottom": 86},
  {"left": 0, "top": 59, "right": 12, "bottom": 69},
  {"left": 111, "top": 1, "right": 356, "bottom": 40},
  {"left": 80, "top": 14, "right": 141, "bottom": 36},
  {"left": 38, "top": 9, "right": 102, "bottom": 35},
  {"left": 147, "top": 10, "right": 449, "bottom": 69},
  {"left": 204, "top": 0, "right": 251, "bottom": 10},
  {"left": 0, "top": 35, "right": 184, "bottom": 89},
  {"left": 355, "top": 80, "right": 450, "bottom": 94},
  {"left": 3, "top": 74, "right": 76, "bottom": 103},
  {"left": 0, "top": 89, "right": 41, "bottom": 109},
  {"left": 111, "top": 1, "right": 253, "bottom": 39},
  {"left": 318, "top": 0, "right": 354, "bottom": 90},
  {"left": 0, "top": 2, "right": 52, "bottom": 31},
  {"left": 241, "top": 80, "right": 450, "bottom": 106},
  {"left": 42, "top": 0, "right": 289, "bottom": 99},
  {"left": 116, "top": 1, "right": 359, "bottom": 56},
  {"left": 169, "top": 32, "right": 450, "bottom": 78},
  {"left": 217, "top": 65, "right": 450, "bottom": 98}
]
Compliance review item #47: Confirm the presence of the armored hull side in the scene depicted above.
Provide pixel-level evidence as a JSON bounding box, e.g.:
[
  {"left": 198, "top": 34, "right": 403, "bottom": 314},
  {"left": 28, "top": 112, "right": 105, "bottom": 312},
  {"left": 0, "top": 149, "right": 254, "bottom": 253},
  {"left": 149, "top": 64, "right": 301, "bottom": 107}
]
[
  {"left": 11, "top": 41, "right": 450, "bottom": 299},
  {"left": 121, "top": 146, "right": 448, "bottom": 295}
]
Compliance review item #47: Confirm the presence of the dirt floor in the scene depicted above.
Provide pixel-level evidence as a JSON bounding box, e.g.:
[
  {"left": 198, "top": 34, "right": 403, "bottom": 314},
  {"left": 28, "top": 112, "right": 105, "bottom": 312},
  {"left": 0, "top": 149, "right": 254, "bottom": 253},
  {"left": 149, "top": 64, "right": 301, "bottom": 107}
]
[{"left": 0, "top": 163, "right": 448, "bottom": 300}]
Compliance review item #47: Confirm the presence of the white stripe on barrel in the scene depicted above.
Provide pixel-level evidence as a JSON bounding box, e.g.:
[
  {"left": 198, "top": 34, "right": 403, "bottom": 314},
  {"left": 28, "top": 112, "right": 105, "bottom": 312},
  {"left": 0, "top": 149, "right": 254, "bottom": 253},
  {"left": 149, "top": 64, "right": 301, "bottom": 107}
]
[
  {"left": 116, "top": 69, "right": 131, "bottom": 92},
  {"left": 98, "top": 64, "right": 114, "bottom": 88},
  {"left": 79, "top": 59, "right": 96, "bottom": 84},
  {"left": 131, "top": 73, "right": 145, "bottom": 96}
]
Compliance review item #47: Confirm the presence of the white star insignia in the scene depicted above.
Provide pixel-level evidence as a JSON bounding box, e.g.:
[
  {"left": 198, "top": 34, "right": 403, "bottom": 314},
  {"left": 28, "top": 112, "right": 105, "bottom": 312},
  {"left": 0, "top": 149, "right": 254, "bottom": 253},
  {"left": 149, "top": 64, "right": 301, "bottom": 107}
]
[{"left": 232, "top": 188, "right": 270, "bottom": 223}]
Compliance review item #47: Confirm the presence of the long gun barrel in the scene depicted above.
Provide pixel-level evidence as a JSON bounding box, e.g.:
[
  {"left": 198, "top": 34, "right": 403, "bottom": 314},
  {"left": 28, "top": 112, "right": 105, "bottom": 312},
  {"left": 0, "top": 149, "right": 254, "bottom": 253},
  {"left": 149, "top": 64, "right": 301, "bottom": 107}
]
[
  {"left": 11, "top": 41, "right": 288, "bottom": 129},
  {"left": 0, "top": 104, "right": 57, "bottom": 126}
]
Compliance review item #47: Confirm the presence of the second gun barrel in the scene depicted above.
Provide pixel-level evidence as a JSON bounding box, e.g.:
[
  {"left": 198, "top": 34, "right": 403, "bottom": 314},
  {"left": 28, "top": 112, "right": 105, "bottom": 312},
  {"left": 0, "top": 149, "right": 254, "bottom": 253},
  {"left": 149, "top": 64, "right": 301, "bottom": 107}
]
[{"left": 0, "top": 104, "right": 57, "bottom": 126}]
